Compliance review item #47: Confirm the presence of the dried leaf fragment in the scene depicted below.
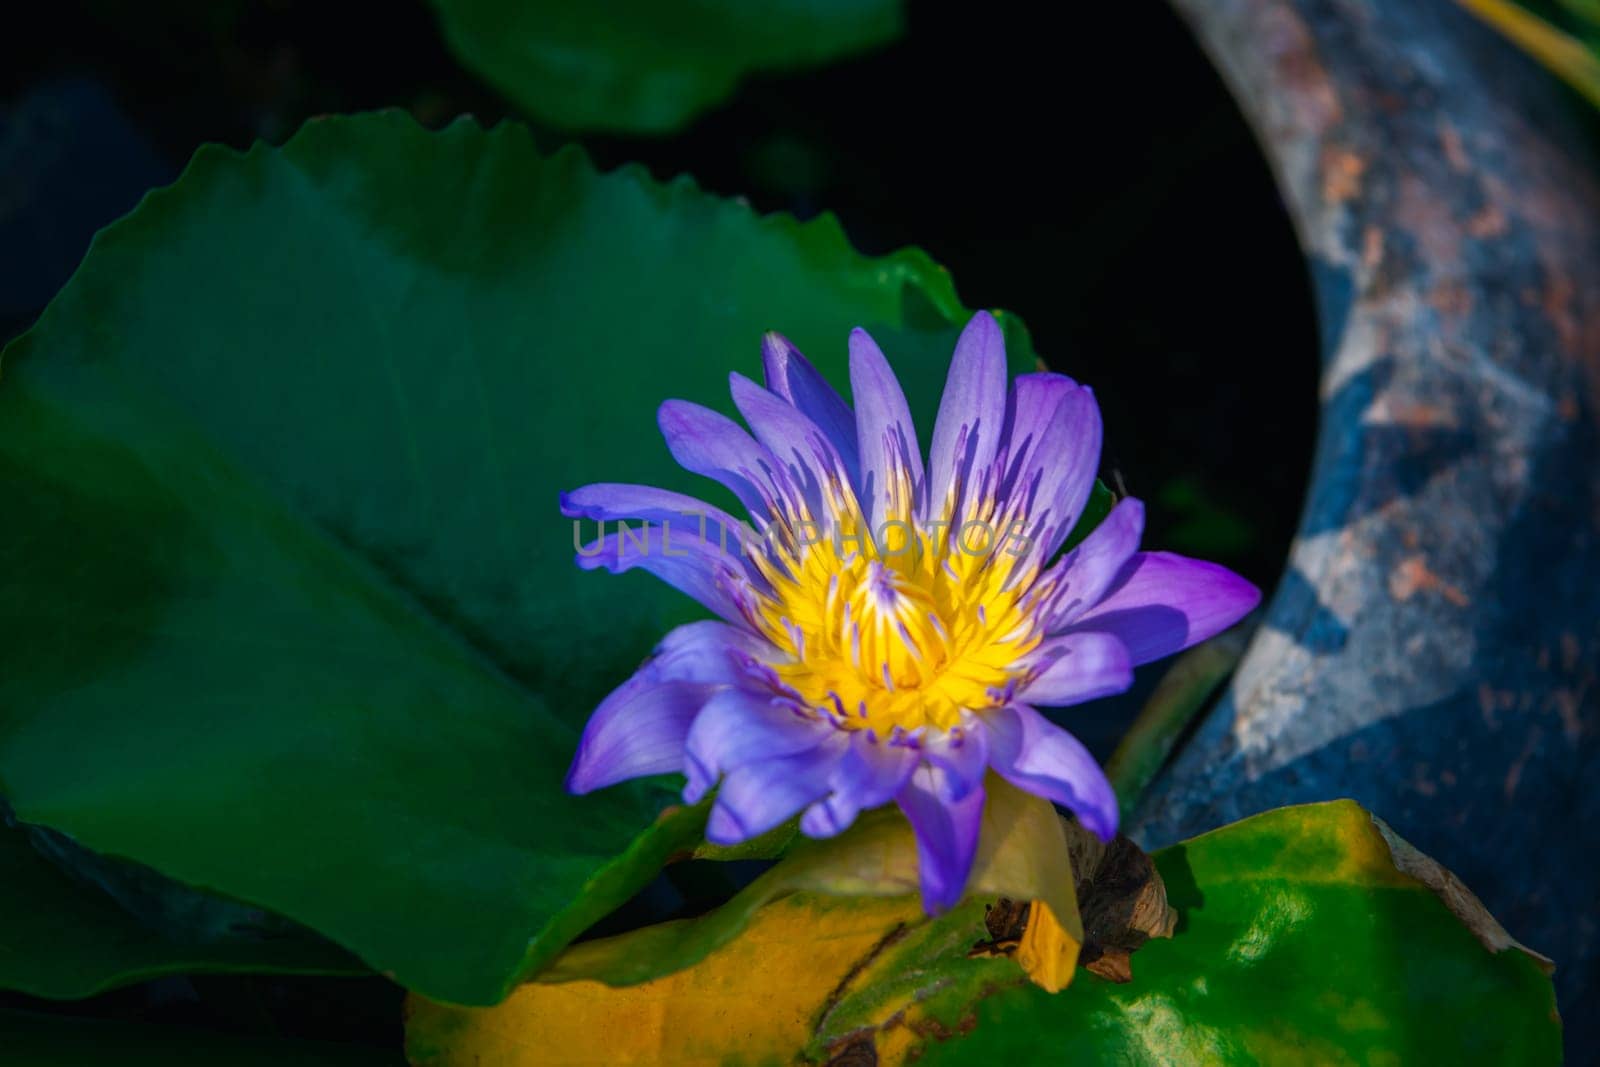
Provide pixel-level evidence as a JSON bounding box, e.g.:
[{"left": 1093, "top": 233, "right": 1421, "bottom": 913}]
[
  {"left": 1061, "top": 822, "right": 1176, "bottom": 984},
  {"left": 1372, "top": 814, "right": 1554, "bottom": 974}
]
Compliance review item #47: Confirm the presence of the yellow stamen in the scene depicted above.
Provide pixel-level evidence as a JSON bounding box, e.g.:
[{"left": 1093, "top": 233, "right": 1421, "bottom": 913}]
[{"left": 744, "top": 472, "right": 1044, "bottom": 734}]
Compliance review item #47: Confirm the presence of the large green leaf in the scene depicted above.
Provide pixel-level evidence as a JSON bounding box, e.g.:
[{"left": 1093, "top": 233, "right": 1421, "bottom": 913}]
[
  {"left": 0, "top": 110, "right": 1036, "bottom": 1005},
  {"left": 920, "top": 801, "right": 1561, "bottom": 1065},
  {"left": 429, "top": 0, "right": 904, "bottom": 134},
  {"left": 0, "top": 819, "right": 362, "bottom": 999}
]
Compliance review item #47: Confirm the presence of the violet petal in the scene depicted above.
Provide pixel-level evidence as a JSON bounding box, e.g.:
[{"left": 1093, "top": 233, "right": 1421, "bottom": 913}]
[
  {"left": 895, "top": 764, "right": 986, "bottom": 914},
  {"left": 1066, "top": 551, "right": 1261, "bottom": 665},
  {"left": 986, "top": 702, "right": 1117, "bottom": 841}
]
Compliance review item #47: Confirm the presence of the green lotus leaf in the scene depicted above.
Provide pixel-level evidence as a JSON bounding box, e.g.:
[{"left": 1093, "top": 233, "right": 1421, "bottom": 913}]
[
  {"left": 920, "top": 800, "right": 1560, "bottom": 1065},
  {"left": 0, "top": 819, "right": 363, "bottom": 999},
  {"left": 0, "top": 109, "right": 1035, "bottom": 1005}
]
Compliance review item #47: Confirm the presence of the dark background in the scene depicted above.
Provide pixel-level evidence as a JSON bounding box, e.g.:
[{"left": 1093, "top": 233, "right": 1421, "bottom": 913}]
[{"left": 0, "top": 0, "right": 1318, "bottom": 1053}]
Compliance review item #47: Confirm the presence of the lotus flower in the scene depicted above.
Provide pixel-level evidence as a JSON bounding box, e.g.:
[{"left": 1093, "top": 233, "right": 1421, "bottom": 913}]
[{"left": 562, "top": 313, "right": 1258, "bottom": 910}]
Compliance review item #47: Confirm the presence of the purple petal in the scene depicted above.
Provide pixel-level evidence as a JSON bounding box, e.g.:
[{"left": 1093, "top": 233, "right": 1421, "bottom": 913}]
[
  {"left": 682, "top": 687, "right": 835, "bottom": 803},
  {"left": 761, "top": 332, "right": 861, "bottom": 484},
  {"left": 729, "top": 372, "right": 852, "bottom": 517},
  {"left": 849, "top": 328, "right": 924, "bottom": 527},
  {"left": 645, "top": 620, "right": 777, "bottom": 686},
  {"left": 658, "top": 399, "right": 787, "bottom": 521},
  {"left": 996, "top": 373, "right": 1077, "bottom": 501},
  {"left": 928, "top": 312, "right": 1008, "bottom": 521},
  {"left": 896, "top": 765, "right": 986, "bottom": 914},
  {"left": 565, "top": 673, "right": 710, "bottom": 794},
  {"left": 1011, "top": 384, "right": 1103, "bottom": 564},
  {"left": 707, "top": 738, "right": 848, "bottom": 844},
  {"left": 800, "top": 731, "right": 917, "bottom": 839},
  {"left": 1066, "top": 551, "right": 1261, "bottom": 665},
  {"left": 985, "top": 703, "right": 1118, "bottom": 840},
  {"left": 1038, "top": 497, "right": 1145, "bottom": 631},
  {"left": 918, "top": 715, "right": 989, "bottom": 802},
  {"left": 576, "top": 523, "right": 746, "bottom": 624},
  {"left": 561, "top": 483, "right": 749, "bottom": 557},
  {"left": 1017, "top": 631, "right": 1134, "bottom": 707}
]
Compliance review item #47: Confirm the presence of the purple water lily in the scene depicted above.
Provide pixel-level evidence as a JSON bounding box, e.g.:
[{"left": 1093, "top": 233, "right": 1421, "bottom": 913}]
[{"left": 562, "top": 313, "right": 1259, "bottom": 911}]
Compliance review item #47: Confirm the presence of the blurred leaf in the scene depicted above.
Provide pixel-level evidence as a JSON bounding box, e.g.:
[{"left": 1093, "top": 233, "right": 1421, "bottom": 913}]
[
  {"left": 0, "top": 819, "right": 363, "bottom": 999},
  {"left": 404, "top": 778, "right": 1077, "bottom": 1065},
  {"left": 429, "top": 0, "right": 905, "bottom": 134},
  {"left": 0, "top": 110, "right": 1035, "bottom": 1005},
  {"left": 0, "top": 1009, "right": 392, "bottom": 1066},
  {"left": 918, "top": 801, "right": 1561, "bottom": 1065}
]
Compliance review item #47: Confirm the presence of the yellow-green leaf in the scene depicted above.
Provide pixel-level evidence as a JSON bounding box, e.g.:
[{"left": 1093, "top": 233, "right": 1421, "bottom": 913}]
[
  {"left": 918, "top": 800, "right": 1560, "bottom": 1065},
  {"left": 538, "top": 775, "right": 1079, "bottom": 989},
  {"left": 406, "top": 778, "right": 1078, "bottom": 1066}
]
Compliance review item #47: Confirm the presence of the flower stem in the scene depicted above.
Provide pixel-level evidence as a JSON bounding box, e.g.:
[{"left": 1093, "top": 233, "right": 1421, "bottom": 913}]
[
  {"left": 1455, "top": 0, "right": 1600, "bottom": 110},
  {"left": 1105, "top": 614, "right": 1256, "bottom": 824}
]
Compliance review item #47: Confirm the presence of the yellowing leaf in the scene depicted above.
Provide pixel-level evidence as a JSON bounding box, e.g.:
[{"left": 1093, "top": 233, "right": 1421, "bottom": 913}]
[
  {"left": 406, "top": 777, "right": 1081, "bottom": 1066},
  {"left": 538, "top": 774, "right": 1079, "bottom": 989},
  {"left": 406, "top": 894, "right": 921, "bottom": 1066}
]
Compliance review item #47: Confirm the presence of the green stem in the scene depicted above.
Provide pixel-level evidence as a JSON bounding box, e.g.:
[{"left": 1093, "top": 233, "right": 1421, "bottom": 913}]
[
  {"left": 1456, "top": 0, "right": 1600, "bottom": 110},
  {"left": 1105, "top": 615, "right": 1256, "bottom": 824}
]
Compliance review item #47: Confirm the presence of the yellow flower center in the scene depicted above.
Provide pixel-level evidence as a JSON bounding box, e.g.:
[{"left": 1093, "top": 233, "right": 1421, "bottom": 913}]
[{"left": 742, "top": 472, "right": 1045, "bottom": 733}]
